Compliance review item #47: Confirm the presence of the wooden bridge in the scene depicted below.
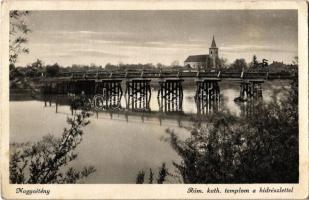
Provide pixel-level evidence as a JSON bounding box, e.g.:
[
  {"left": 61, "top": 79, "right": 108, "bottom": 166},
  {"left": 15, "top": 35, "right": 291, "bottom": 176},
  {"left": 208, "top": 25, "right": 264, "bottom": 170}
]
[
  {"left": 42, "top": 69, "right": 296, "bottom": 113},
  {"left": 46, "top": 69, "right": 294, "bottom": 81}
]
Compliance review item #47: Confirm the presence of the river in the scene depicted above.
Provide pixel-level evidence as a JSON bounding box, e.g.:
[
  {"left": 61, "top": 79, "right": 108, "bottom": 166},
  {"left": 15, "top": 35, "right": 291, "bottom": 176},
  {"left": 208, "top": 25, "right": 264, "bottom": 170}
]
[{"left": 9, "top": 80, "right": 290, "bottom": 183}]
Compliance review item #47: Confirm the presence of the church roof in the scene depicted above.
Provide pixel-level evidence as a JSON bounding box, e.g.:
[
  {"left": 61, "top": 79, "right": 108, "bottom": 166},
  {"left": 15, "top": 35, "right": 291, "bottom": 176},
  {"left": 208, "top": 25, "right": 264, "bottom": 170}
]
[
  {"left": 211, "top": 35, "right": 217, "bottom": 48},
  {"left": 184, "top": 54, "right": 209, "bottom": 62}
]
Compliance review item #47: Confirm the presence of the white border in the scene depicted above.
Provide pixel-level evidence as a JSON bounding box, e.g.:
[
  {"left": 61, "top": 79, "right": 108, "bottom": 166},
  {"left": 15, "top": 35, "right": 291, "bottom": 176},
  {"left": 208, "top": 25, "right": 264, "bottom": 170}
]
[{"left": 1, "top": 0, "right": 308, "bottom": 199}]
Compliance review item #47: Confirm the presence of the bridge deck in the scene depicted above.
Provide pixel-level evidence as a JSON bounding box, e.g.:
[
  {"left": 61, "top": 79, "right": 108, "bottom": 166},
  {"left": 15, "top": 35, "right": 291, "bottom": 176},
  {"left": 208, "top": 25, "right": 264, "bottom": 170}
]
[{"left": 42, "top": 69, "right": 295, "bottom": 82}]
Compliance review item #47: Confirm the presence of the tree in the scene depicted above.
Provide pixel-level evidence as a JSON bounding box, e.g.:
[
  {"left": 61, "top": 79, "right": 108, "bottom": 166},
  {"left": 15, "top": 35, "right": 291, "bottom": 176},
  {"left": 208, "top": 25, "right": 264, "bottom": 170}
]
[
  {"left": 9, "top": 11, "right": 31, "bottom": 64},
  {"left": 290, "top": 56, "right": 298, "bottom": 74},
  {"left": 10, "top": 111, "right": 96, "bottom": 184},
  {"left": 171, "top": 60, "right": 180, "bottom": 67},
  {"left": 149, "top": 168, "right": 154, "bottom": 183},
  {"left": 292, "top": 56, "right": 298, "bottom": 66},
  {"left": 31, "top": 59, "right": 43, "bottom": 69},
  {"left": 164, "top": 79, "right": 298, "bottom": 183},
  {"left": 252, "top": 55, "right": 258, "bottom": 66},
  {"left": 248, "top": 54, "right": 259, "bottom": 68},
  {"left": 105, "top": 63, "right": 116, "bottom": 70},
  {"left": 156, "top": 63, "right": 164, "bottom": 69},
  {"left": 136, "top": 163, "right": 169, "bottom": 184},
  {"left": 9, "top": 65, "right": 24, "bottom": 80},
  {"left": 229, "top": 58, "right": 247, "bottom": 72},
  {"left": 46, "top": 63, "right": 60, "bottom": 77},
  {"left": 217, "top": 57, "right": 228, "bottom": 69},
  {"left": 9, "top": 63, "right": 15, "bottom": 71},
  {"left": 25, "top": 65, "right": 39, "bottom": 77},
  {"left": 23, "top": 59, "right": 44, "bottom": 77},
  {"left": 136, "top": 170, "right": 145, "bottom": 184},
  {"left": 157, "top": 163, "right": 168, "bottom": 184}
]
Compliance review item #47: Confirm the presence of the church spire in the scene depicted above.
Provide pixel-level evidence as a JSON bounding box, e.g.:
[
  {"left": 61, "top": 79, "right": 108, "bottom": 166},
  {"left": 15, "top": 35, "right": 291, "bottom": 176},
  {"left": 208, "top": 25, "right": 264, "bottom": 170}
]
[{"left": 211, "top": 35, "right": 217, "bottom": 48}]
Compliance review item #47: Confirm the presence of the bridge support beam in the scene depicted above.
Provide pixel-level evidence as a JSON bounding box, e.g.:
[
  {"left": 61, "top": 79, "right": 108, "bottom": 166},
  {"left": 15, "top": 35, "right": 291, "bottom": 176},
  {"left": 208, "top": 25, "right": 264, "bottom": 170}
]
[
  {"left": 125, "top": 79, "right": 151, "bottom": 111},
  {"left": 195, "top": 80, "right": 220, "bottom": 114},
  {"left": 53, "top": 80, "right": 96, "bottom": 95},
  {"left": 54, "top": 80, "right": 71, "bottom": 95},
  {"left": 157, "top": 79, "right": 183, "bottom": 112},
  {"left": 239, "top": 81, "right": 263, "bottom": 100},
  {"left": 93, "top": 80, "right": 123, "bottom": 110},
  {"left": 43, "top": 81, "right": 58, "bottom": 94},
  {"left": 73, "top": 80, "right": 96, "bottom": 95}
]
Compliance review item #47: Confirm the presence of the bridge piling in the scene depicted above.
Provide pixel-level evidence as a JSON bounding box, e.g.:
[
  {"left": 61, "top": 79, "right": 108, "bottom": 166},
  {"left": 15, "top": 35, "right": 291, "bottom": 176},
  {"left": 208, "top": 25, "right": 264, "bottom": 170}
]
[
  {"left": 91, "top": 80, "right": 123, "bottom": 110},
  {"left": 195, "top": 80, "right": 220, "bottom": 114},
  {"left": 158, "top": 79, "right": 183, "bottom": 112},
  {"left": 239, "top": 81, "right": 263, "bottom": 101},
  {"left": 125, "top": 79, "right": 151, "bottom": 111}
]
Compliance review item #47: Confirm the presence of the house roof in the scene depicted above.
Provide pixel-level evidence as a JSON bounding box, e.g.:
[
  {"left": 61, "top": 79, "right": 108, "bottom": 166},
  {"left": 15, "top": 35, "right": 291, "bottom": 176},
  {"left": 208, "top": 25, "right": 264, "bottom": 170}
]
[{"left": 184, "top": 54, "right": 209, "bottom": 62}]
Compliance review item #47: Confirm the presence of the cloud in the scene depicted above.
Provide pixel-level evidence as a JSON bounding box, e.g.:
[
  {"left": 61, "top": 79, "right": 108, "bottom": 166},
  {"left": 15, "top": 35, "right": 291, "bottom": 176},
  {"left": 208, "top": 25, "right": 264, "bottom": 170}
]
[
  {"left": 88, "top": 38, "right": 204, "bottom": 51},
  {"left": 32, "top": 30, "right": 136, "bottom": 44},
  {"left": 70, "top": 49, "right": 128, "bottom": 58},
  {"left": 37, "top": 30, "right": 132, "bottom": 37},
  {"left": 220, "top": 45, "right": 297, "bottom": 53},
  {"left": 43, "top": 52, "right": 74, "bottom": 58},
  {"left": 25, "top": 29, "right": 297, "bottom": 67}
]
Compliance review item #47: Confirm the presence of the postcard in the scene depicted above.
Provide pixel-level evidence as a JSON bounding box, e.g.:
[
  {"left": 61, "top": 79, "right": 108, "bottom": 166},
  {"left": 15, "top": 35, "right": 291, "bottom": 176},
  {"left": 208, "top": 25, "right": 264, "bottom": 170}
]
[{"left": 1, "top": 0, "right": 308, "bottom": 199}]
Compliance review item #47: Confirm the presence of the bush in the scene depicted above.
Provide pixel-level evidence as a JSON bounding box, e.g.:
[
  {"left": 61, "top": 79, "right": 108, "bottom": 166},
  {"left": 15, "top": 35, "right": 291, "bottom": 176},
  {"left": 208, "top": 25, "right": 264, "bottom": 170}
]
[
  {"left": 135, "top": 163, "right": 168, "bottom": 184},
  {"left": 10, "top": 111, "right": 96, "bottom": 184}
]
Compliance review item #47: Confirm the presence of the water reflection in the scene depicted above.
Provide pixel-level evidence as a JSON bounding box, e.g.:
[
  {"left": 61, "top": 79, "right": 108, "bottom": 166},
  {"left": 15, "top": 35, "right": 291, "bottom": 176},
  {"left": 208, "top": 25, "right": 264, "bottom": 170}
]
[
  {"left": 196, "top": 97, "right": 221, "bottom": 115},
  {"left": 195, "top": 80, "right": 221, "bottom": 115},
  {"left": 238, "top": 99, "right": 263, "bottom": 118}
]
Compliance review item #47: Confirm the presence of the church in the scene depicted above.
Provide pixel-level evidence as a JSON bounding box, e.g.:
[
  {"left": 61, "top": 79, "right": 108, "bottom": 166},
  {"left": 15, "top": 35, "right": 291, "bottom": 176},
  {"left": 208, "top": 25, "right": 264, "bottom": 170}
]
[{"left": 184, "top": 36, "right": 219, "bottom": 69}]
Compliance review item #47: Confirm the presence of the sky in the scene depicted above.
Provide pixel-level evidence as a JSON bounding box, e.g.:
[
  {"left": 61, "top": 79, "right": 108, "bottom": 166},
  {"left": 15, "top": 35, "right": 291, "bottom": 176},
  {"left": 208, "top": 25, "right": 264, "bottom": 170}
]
[{"left": 15, "top": 10, "right": 298, "bottom": 67}]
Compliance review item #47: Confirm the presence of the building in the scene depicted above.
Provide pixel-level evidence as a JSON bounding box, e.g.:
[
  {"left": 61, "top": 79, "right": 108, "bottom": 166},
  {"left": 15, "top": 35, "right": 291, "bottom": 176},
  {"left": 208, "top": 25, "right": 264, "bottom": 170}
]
[{"left": 184, "top": 36, "right": 219, "bottom": 69}]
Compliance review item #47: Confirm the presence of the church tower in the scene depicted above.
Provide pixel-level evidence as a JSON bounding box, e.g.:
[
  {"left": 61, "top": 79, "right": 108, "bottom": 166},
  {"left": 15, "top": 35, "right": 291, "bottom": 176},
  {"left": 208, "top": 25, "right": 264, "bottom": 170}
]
[{"left": 209, "top": 35, "right": 218, "bottom": 68}]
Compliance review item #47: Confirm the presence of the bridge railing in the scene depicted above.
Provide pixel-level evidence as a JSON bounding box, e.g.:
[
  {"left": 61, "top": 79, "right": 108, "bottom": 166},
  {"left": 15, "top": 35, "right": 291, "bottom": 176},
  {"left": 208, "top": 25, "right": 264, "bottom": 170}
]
[
  {"left": 54, "top": 68, "right": 296, "bottom": 80},
  {"left": 59, "top": 69, "right": 220, "bottom": 79},
  {"left": 243, "top": 72, "right": 268, "bottom": 79},
  {"left": 219, "top": 72, "right": 242, "bottom": 78}
]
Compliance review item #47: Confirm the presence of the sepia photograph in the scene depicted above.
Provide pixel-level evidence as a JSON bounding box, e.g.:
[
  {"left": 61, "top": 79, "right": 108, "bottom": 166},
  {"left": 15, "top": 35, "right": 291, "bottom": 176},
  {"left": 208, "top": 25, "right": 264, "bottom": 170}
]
[{"left": 1, "top": 0, "right": 308, "bottom": 199}]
